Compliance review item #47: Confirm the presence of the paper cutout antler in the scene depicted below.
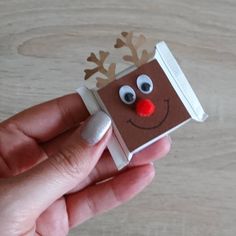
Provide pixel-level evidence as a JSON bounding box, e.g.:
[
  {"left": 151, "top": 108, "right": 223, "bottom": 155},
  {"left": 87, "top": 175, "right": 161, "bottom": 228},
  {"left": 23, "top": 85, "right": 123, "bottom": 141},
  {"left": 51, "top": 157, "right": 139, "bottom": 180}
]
[
  {"left": 84, "top": 31, "right": 154, "bottom": 88},
  {"left": 114, "top": 31, "right": 154, "bottom": 67},
  {"left": 84, "top": 50, "right": 116, "bottom": 88}
]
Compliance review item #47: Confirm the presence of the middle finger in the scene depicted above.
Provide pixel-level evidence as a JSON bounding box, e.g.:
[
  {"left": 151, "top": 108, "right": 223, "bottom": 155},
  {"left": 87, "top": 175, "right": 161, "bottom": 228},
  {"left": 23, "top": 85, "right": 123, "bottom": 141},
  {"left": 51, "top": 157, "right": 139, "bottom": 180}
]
[{"left": 42, "top": 132, "right": 171, "bottom": 192}]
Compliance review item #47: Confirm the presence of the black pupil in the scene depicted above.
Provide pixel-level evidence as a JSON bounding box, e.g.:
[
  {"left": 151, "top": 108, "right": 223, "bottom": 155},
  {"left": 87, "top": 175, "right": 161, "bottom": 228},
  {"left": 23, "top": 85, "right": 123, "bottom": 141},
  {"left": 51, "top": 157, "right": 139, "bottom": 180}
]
[
  {"left": 141, "top": 82, "right": 151, "bottom": 92},
  {"left": 124, "top": 92, "right": 134, "bottom": 102}
]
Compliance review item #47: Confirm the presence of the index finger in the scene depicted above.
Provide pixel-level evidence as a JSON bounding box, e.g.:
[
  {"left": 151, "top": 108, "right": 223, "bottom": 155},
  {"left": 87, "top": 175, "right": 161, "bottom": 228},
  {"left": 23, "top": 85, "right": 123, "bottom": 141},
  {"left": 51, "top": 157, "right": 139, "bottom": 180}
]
[{"left": 1, "top": 93, "right": 89, "bottom": 142}]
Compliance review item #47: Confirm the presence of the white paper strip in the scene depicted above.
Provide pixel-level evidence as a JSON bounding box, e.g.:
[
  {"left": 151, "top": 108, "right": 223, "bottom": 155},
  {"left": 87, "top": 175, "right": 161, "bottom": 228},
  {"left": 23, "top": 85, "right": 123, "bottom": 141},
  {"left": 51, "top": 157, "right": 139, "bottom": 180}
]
[
  {"left": 76, "top": 87, "right": 100, "bottom": 114},
  {"left": 155, "top": 42, "right": 208, "bottom": 122}
]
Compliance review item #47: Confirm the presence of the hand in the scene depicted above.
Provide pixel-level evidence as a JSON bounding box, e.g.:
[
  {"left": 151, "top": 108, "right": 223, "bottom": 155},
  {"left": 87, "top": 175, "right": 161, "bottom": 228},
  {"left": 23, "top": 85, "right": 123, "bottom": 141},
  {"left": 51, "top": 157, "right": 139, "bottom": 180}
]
[{"left": 0, "top": 93, "right": 171, "bottom": 236}]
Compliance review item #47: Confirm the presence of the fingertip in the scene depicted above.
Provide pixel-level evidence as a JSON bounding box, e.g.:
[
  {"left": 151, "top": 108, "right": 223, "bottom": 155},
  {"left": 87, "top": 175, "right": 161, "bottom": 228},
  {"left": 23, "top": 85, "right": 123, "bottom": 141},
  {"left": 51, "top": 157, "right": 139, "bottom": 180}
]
[
  {"left": 159, "top": 135, "right": 172, "bottom": 158},
  {"left": 113, "top": 164, "right": 156, "bottom": 203},
  {"left": 103, "top": 126, "right": 113, "bottom": 142},
  {"left": 92, "top": 126, "right": 112, "bottom": 150},
  {"left": 152, "top": 136, "right": 172, "bottom": 159},
  {"left": 135, "top": 163, "right": 156, "bottom": 184},
  {"left": 130, "top": 136, "right": 172, "bottom": 166}
]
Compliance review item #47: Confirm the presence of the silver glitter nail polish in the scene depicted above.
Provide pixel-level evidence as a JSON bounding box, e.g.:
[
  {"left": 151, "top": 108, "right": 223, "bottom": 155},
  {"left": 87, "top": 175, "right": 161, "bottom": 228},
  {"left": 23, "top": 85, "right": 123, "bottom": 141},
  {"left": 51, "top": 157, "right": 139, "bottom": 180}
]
[{"left": 80, "top": 111, "right": 111, "bottom": 145}]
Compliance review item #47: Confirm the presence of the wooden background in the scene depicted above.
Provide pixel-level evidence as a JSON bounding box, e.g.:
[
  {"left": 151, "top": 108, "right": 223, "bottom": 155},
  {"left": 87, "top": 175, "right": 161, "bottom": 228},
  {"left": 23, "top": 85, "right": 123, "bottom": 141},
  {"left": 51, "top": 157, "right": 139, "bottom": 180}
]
[{"left": 0, "top": 0, "right": 235, "bottom": 235}]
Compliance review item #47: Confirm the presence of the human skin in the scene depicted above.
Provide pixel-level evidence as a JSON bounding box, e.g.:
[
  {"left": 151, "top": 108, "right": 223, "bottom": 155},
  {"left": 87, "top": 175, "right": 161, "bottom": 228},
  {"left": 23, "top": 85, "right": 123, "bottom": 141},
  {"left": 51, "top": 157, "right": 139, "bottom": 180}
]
[{"left": 0, "top": 93, "right": 171, "bottom": 236}]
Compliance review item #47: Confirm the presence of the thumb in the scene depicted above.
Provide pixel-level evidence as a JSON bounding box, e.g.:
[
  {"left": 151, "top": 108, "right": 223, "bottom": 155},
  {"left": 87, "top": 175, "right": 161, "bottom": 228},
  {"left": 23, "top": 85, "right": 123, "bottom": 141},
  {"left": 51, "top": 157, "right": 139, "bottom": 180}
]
[{"left": 3, "top": 111, "right": 112, "bottom": 216}]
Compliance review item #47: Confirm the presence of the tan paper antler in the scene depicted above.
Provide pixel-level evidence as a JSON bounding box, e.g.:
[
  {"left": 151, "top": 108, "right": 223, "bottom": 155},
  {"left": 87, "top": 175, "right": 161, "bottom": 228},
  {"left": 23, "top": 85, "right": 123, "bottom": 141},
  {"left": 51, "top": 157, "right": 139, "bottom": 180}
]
[
  {"left": 114, "top": 31, "right": 154, "bottom": 67},
  {"left": 84, "top": 31, "right": 155, "bottom": 88},
  {"left": 84, "top": 50, "right": 116, "bottom": 88}
]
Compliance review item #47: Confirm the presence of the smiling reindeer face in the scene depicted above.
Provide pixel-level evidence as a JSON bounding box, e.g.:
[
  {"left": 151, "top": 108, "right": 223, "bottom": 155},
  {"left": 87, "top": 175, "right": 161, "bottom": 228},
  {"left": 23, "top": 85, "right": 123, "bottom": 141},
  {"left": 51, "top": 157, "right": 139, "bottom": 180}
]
[
  {"left": 84, "top": 32, "right": 190, "bottom": 152},
  {"left": 97, "top": 59, "right": 190, "bottom": 152}
]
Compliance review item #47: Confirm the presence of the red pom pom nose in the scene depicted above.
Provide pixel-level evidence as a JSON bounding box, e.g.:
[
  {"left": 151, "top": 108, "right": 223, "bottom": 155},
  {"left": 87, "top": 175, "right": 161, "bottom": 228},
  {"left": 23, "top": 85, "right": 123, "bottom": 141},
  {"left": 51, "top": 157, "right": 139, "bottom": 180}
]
[{"left": 136, "top": 99, "right": 155, "bottom": 117}]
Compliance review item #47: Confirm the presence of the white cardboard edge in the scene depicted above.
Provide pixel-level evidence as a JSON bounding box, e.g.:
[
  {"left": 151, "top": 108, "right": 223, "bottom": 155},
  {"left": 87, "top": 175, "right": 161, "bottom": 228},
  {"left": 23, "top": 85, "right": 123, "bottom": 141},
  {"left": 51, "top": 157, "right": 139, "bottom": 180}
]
[
  {"left": 76, "top": 87, "right": 129, "bottom": 170},
  {"left": 155, "top": 42, "right": 208, "bottom": 122},
  {"left": 76, "top": 87, "right": 100, "bottom": 114}
]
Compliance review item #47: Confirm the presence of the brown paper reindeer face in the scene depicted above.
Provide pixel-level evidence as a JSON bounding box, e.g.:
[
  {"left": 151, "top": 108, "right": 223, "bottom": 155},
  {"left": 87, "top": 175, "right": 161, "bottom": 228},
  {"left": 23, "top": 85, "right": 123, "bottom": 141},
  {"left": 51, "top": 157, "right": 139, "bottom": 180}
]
[
  {"left": 85, "top": 32, "right": 190, "bottom": 152},
  {"left": 97, "top": 60, "right": 190, "bottom": 152}
]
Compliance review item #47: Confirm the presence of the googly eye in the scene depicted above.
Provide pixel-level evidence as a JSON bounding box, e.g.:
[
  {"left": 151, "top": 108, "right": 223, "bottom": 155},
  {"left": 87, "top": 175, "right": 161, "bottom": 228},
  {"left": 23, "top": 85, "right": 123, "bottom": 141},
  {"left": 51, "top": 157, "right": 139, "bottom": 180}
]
[
  {"left": 137, "top": 74, "right": 153, "bottom": 94},
  {"left": 119, "top": 85, "right": 136, "bottom": 105}
]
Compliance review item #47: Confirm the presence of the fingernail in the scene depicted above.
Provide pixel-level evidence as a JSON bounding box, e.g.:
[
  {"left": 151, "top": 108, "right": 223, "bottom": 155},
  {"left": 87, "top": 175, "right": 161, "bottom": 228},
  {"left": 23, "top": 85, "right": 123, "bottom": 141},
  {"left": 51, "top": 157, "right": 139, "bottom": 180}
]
[
  {"left": 80, "top": 111, "right": 111, "bottom": 145},
  {"left": 167, "top": 135, "right": 172, "bottom": 145}
]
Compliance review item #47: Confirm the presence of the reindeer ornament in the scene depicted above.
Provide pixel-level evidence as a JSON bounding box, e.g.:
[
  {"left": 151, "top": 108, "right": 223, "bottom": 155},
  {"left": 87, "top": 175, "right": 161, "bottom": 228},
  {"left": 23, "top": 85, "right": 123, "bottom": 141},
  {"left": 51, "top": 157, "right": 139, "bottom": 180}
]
[{"left": 77, "top": 32, "right": 208, "bottom": 169}]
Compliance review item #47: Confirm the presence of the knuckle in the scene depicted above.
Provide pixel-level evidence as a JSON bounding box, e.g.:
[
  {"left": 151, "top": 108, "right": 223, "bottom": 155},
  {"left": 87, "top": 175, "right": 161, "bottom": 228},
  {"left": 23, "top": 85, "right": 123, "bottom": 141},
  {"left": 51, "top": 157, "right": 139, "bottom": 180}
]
[
  {"left": 110, "top": 181, "right": 122, "bottom": 204},
  {"left": 0, "top": 182, "right": 30, "bottom": 228},
  {"left": 49, "top": 144, "right": 88, "bottom": 179},
  {"left": 86, "top": 189, "right": 99, "bottom": 216}
]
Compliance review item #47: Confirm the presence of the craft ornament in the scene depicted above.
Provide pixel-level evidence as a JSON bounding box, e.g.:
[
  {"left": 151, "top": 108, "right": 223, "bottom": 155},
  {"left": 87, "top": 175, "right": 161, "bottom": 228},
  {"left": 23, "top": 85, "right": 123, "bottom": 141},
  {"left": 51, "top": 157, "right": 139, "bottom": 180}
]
[{"left": 77, "top": 31, "right": 208, "bottom": 169}]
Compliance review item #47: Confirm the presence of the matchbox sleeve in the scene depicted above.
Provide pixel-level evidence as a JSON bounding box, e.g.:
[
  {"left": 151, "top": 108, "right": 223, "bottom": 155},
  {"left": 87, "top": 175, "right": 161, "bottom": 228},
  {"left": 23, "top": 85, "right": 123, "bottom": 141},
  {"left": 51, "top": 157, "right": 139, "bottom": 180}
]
[{"left": 77, "top": 42, "right": 207, "bottom": 170}]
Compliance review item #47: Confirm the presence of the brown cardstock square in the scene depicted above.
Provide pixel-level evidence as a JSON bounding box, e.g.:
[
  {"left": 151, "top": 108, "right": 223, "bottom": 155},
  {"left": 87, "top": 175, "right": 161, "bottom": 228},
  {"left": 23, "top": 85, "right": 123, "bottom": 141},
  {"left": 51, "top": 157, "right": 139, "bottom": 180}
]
[{"left": 97, "top": 59, "right": 191, "bottom": 153}]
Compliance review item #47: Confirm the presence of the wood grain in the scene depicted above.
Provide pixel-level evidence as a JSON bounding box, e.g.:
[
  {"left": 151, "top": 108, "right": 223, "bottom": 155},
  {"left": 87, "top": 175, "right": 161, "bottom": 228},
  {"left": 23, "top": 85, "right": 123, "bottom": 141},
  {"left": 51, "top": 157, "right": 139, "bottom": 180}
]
[{"left": 0, "top": 0, "right": 235, "bottom": 235}]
